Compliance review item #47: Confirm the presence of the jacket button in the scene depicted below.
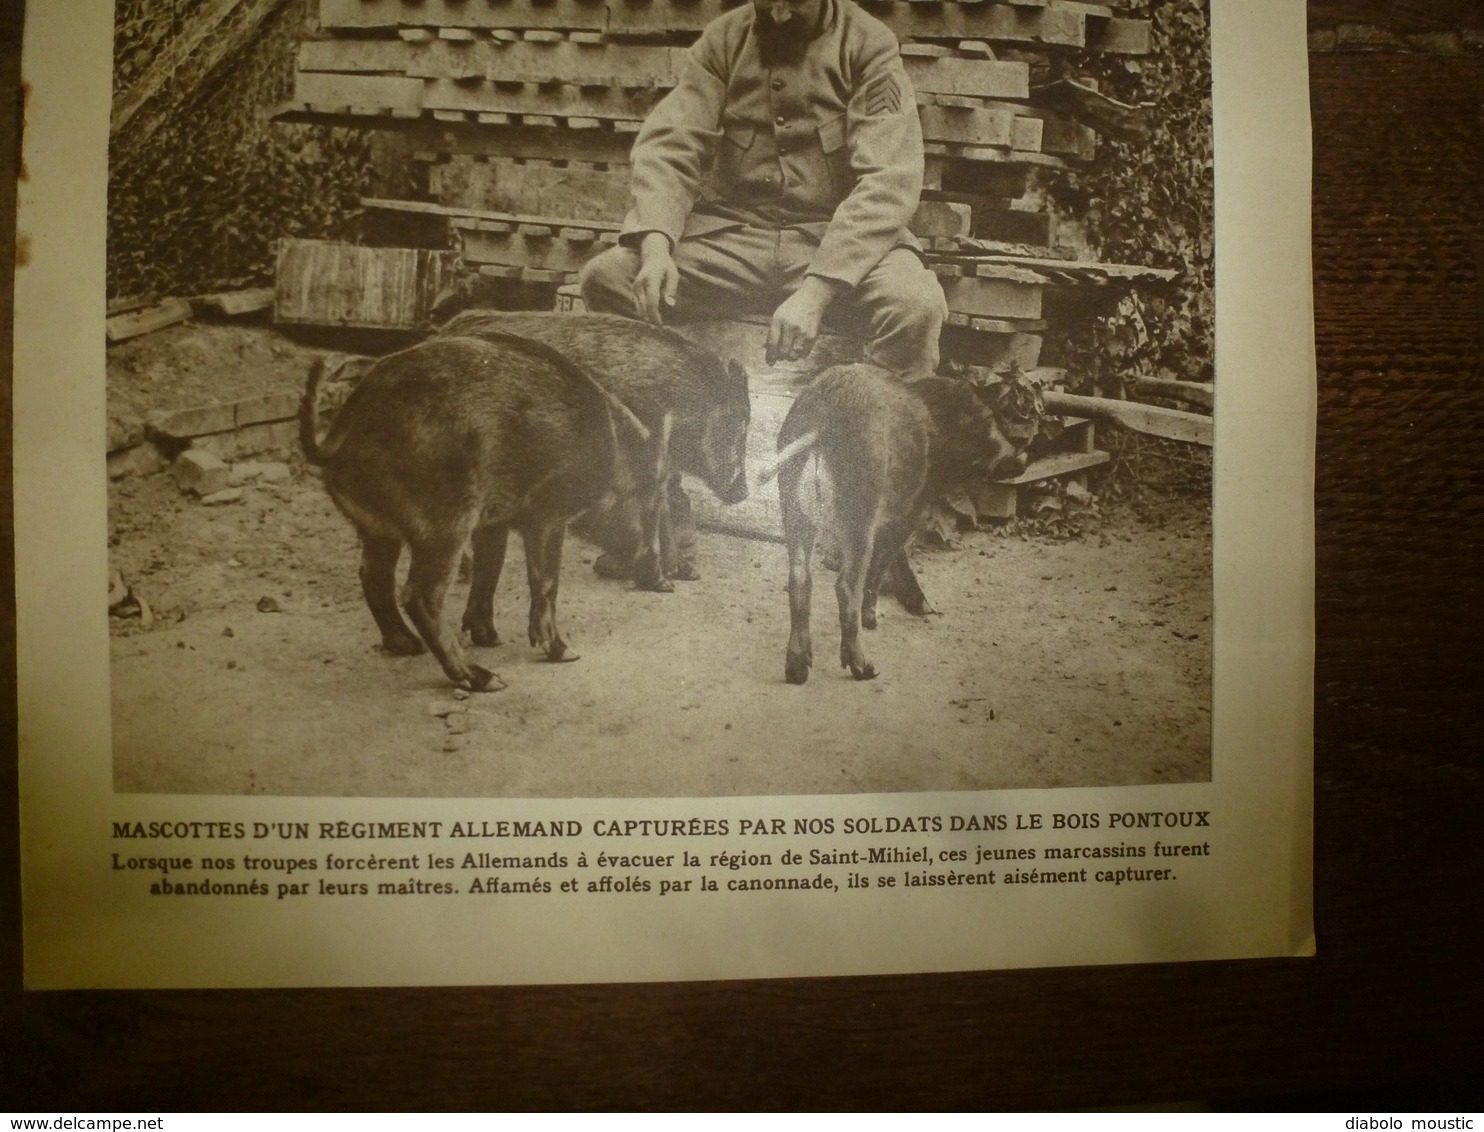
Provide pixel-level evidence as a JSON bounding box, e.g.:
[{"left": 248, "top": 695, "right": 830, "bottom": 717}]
[
  {"left": 774, "top": 115, "right": 786, "bottom": 127},
  {"left": 771, "top": 77, "right": 784, "bottom": 90}
]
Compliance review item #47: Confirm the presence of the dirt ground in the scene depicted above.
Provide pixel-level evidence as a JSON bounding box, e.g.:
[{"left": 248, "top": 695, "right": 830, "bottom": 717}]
[{"left": 106, "top": 322, "right": 1213, "bottom": 799}]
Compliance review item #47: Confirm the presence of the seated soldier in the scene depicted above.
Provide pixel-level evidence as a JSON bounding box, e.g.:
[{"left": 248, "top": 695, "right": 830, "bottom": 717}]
[{"left": 579, "top": 0, "right": 947, "bottom": 576}]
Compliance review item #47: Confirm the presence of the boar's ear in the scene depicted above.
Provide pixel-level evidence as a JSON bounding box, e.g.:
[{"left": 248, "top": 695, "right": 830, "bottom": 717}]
[{"left": 727, "top": 358, "right": 751, "bottom": 391}]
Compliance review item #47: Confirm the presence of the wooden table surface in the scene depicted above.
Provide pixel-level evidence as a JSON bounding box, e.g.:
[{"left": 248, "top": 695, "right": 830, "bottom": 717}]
[{"left": 2, "top": 0, "right": 1481, "bottom": 1110}]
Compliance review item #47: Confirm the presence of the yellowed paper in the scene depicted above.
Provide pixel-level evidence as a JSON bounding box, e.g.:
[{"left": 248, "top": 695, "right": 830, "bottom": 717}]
[{"left": 16, "top": 0, "right": 1314, "bottom": 987}]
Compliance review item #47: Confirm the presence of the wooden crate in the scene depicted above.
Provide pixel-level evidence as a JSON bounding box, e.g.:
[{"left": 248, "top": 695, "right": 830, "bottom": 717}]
[{"left": 274, "top": 239, "right": 459, "bottom": 330}]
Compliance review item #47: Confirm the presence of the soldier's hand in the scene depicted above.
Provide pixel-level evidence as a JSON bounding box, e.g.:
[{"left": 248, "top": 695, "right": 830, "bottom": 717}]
[
  {"left": 768, "top": 276, "right": 845, "bottom": 365},
  {"left": 634, "top": 234, "right": 679, "bottom": 325}
]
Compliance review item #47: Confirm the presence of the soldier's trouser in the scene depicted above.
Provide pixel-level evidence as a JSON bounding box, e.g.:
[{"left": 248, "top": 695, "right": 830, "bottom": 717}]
[{"left": 578, "top": 224, "right": 947, "bottom": 381}]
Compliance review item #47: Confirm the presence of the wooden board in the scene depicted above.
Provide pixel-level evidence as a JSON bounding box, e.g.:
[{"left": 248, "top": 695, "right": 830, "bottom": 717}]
[
  {"left": 962, "top": 255, "right": 1178, "bottom": 282},
  {"left": 916, "top": 104, "right": 1017, "bottom": 148},
  {"left": 298, "top": 39, "right": 688, "bottom": 87},
  {"left": 431, "top": 157, "right": 632, "bottom": 221},
  {"left": 420, "top": 77, "right": 659, "bottom": 121},
  {"left": 363, "top": 196, "right": 624, "bottom": 232},
  {"left": 401, "top": 121, "right": 638, "bottom": 165},
  {"left": 291, "top": 71, "right": 425, "bottom": 113},
  {"left": 606, "top": 0, "right": 742, "bottom": 35},
  {"left": 939, "top": 274, "right": 1043, "bottom": 319},
  {"left": 1041, "top": 390, "right": 1214, "bottom": 446},
  {"left": 456, "top": 228, "right": 610, "bottom": 273},
  {"left": 903, "top": 55, "right": 1030, "bottom": 99},
  {"left": 192, "top": 288, "right": 277, "bottom": 317},
  {"left": 104, "top": 298, "right": 193, "bottom": 343},
  {"left": 312, "top": 0, "right": 1150, "bottom": 58},
  {"left": 273, "top": 239, "right": 458, "bottom": 330},
  {"left": 862, "top": 1, "right": 1088, "bottom": 47},
  {"left": 297, "top": 44, "right": 1033, "bottom": 138},
  {"left": 318, "top": 0, "right": 613, "bottom": 31}
]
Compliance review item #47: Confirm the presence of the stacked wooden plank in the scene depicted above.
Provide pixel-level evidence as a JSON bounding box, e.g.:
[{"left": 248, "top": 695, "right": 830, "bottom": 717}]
[
  {"left": 283, "top": 0, "right": 1152, "bottom": 343},
  {"left": 278, "top": 0, "right": 1187, "bottom": 514}
]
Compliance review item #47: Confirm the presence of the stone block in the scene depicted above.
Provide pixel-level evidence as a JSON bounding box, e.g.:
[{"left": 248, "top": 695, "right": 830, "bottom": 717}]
[{"left": 173, "top": 449, "right": 232, "bottom": 496}]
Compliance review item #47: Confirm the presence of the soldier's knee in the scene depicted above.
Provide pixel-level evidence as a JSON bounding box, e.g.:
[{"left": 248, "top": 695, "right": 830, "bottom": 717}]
[
  {"left": 867, "top": 267, "right": 946, "bottom": 378},
  {"left": 890, "top": 269, "right": 948, "bottom": 337},
  {"left": 578, "top": 246, "right": 641, "bottom": 315}
]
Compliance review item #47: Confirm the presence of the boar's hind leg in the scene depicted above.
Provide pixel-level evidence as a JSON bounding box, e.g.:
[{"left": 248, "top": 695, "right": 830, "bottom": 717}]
[
  {"left": 780, "top": 467, "right": 815, "bottom": 685},
  {"left": 885, "top": 547, "right": 935, "bottom": 617},
  {"left": 359, "top": 535, "right": 424, "bottom": 656},
  {"left": 835, "top": 523, "right": 878, "bottom": 681},
  {"left": 862, "top": 524, "right": 926, "bottom": 628},
  {"left": 663, "top": 475, "right": 701, "bottom": 582},
  {"left": 593, "top": 494, "right": 639, "bottom": 581},
  {"left": 462, "top": 522, "right": 510, "bottom": 647},
  {"left": 403, "top": 534, "right": 498, "bottom": 692},
  {"left": 523, "top": 517, "right": 578, "bottom": 662},
  {"left": 631, "top": 478, "right": 674, "bottom": 594}
]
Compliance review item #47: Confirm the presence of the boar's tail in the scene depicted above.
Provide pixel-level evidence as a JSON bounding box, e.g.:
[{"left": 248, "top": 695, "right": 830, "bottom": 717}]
[
  {"left": 299, "top": 356, "right": 333, "bottom": 466},
  {"left": 755, "top": 430, "right": 818, "bottom": 488}
]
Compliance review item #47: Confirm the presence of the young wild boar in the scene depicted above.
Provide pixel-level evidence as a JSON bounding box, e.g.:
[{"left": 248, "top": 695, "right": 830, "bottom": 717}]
[
  {"left": 436, "top": 310, "right": 750, "bottom": 588},
  {"left": 299, "top": 333, "right": 664, "bottom": 691},
  {"left": 769, "top": 363, "right": 1041, "bottom": 685}
]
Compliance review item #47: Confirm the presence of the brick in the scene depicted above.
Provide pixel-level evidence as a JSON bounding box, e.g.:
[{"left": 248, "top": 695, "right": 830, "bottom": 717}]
[
  {"left": 173, "top": 449, "right": 232, "bottom": 497},
  {"left": 148, "top": 403, "right": 237, "bottom": 440},
  {"left": 234, "top": 392, "right": 302, "bottom": 428}
]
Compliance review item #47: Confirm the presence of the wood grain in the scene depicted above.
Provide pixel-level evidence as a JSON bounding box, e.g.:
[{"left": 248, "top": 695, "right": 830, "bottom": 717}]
[{"left": 2, "top": 0, "right": 1483, "bottom": 1110}]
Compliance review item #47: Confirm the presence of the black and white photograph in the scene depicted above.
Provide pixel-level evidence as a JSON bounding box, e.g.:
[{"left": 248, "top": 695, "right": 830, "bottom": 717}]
[
  {"left": 101, "top": 0, "right": 1216, "bottom": 800},
  {"left": 16, "top": 0, "right": 1313, "bottom": 988}
]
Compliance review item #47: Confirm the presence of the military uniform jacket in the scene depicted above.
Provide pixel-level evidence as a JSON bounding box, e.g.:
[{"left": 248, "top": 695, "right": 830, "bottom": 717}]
[{"left": 621, "top": 0, "right": 924, "bottom": 289}]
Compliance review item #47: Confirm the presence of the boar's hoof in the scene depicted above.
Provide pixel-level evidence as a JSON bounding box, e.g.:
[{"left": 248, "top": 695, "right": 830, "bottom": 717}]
[
  {"left": 900, "top": 595, "right": 939, "bottom": 618},
  {"left": 382, "top": 631, "right": 427, "bottom": 657},
  {"left": 861, "top": 606, "right": 878, "bottom": 631},
  {"left": 592, "top": 552, "right": 631, "bottom": 580},
  {"left": 841, "top": 646, "right": 877, "bottom": 681},
  {"left": 465, "top": 665, "right": 505, "bottom": 693},
  {"left": 672, "top": 561, "right": 701, "bottom": 582},
  {"left": 784, "top": 652, "right": 811, "bottom": 685},
  {"left": 545, "top": 639, "right": 580, "bottom": 663},
  {"left": 465, "top": 622, "right": 501, "bottom": 648},
  {"left": 632, "top": 553, "right": 673, "bottom": 593}
]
